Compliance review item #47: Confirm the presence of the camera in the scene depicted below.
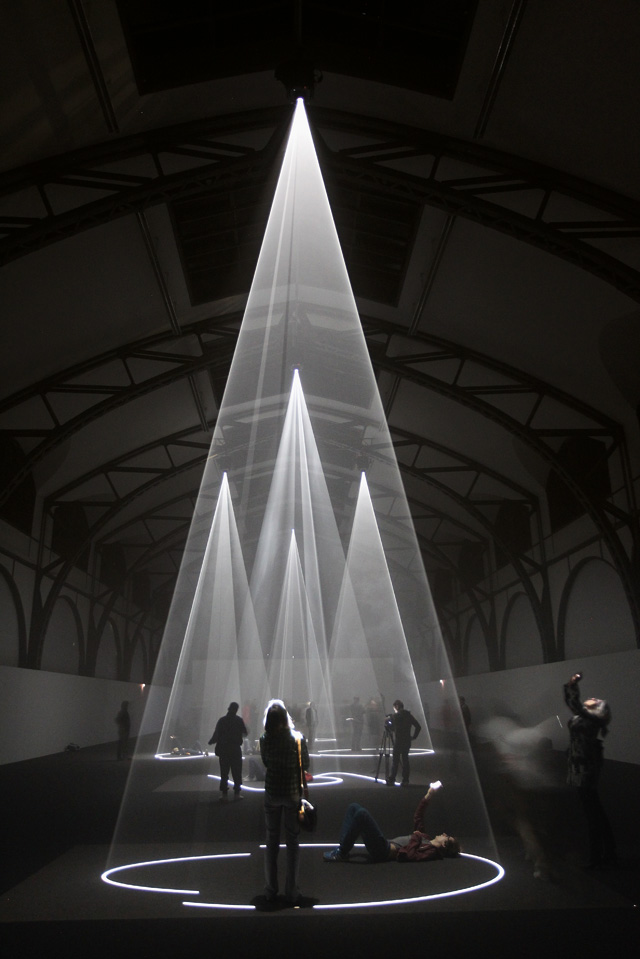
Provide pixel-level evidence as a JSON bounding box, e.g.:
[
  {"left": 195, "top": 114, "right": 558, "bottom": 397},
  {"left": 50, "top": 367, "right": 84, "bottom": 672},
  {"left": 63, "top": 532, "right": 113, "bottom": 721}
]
[{"left": 384, "top": 714, "right": 394, "bottom": 730}]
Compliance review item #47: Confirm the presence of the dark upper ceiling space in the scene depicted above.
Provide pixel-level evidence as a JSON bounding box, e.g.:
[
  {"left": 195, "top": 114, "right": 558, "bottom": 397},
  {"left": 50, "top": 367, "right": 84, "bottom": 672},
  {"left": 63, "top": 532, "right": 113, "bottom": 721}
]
[{"left": 117, "top": 0, "right": 477, "bottom": 98}]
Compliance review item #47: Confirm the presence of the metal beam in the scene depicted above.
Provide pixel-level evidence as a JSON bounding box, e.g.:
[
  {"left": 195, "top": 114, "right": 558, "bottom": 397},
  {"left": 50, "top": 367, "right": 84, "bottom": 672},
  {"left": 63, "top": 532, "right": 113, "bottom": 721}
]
[{"left": 1, "top": 108, "right": 639, "bottom": 302}]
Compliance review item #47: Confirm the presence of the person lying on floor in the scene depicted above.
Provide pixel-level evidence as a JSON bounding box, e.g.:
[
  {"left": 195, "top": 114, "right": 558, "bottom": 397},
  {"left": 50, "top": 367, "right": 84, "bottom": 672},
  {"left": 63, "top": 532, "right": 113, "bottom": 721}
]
[{"left": 323, "top": 781, "right": 460, "bottom": 862}]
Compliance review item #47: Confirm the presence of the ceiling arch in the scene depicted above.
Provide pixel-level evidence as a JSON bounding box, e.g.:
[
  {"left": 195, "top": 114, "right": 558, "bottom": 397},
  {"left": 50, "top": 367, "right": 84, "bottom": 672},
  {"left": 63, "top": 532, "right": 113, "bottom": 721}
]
[{"left": 2, "top": 109, "right": 639, "bottom": 303}]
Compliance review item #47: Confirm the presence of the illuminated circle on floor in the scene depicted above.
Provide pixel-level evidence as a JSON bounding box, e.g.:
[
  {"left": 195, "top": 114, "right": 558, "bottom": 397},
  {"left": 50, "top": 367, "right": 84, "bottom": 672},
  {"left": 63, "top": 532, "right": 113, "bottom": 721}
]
[
  {"left": 101, "top": 852, "right": 251, "bottom": 896},
  {"left": 152, "top": 749, "right": 439, "bottom": 760},
  {"left": 102, "top": 847, "right": 504, "bottom": 911},
  {"left": 207, "top": 772, "right": 343, "bottom": 793},
  {"left": 155, "top": 753, "right": 209, "bottom": 760},
  {"left": 316, "top": 747, "right": 433, "bottom": 757},
  {"left": 206, "top": 771, "right": 413, "bottom": 792},
  {"left": 309, "top": 851, "right": 505, "bottom": 910}
]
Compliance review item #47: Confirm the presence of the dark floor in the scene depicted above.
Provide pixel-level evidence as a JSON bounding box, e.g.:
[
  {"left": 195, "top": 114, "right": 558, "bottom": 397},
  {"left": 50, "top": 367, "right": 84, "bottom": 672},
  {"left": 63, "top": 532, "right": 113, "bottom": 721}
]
[{"left": 1, "top": 737, "right": 638, "bottom": 957}]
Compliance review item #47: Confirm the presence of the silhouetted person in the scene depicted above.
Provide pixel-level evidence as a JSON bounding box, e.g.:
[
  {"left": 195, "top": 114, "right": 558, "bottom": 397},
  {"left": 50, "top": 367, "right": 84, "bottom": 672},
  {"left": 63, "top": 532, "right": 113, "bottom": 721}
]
[
  {"left": 365, "top": 697, "right": 381, "bottom": 746},
  {"left": 386, "top": 699, "right": 421, "bottom": 786},
  {"left": 564, "top": 673, "right": 616, "bottom": 868},
  {"left": 324, "top": 781, "right": 460, "bottom": 861},
  {"left": 209, "top": 701, "right": 247, "bottom": 801},
  {"left": 347, "top": 696, "right": 364, "bottom": 751},
  {"left": 305, "top": 701, "right": 318, "bottom": 751},
  {"left": 115, "top": 701, "right": 130, "bottom": 761},
  {"left": 260, "top": 699, "right": 309, "bottom": 904}
]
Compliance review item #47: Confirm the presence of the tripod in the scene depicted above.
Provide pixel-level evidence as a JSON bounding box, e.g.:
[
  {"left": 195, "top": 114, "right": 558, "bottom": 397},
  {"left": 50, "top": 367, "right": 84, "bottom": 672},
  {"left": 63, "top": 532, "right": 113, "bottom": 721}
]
[{"left": 374, "top": 724, "right": 394, "bottom": 782}]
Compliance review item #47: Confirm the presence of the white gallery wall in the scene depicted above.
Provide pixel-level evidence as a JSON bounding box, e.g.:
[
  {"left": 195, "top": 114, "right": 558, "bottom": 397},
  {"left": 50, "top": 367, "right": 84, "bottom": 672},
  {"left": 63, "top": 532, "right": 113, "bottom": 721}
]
[
  {"left": 423, "top": 648, "right": 640, "bottom": 766},
  {"left": 0, "top": 666, "right": 169, "bottom": 765},
  {"left": 3, "top": 649, "right": 638, "bottom": 767}
]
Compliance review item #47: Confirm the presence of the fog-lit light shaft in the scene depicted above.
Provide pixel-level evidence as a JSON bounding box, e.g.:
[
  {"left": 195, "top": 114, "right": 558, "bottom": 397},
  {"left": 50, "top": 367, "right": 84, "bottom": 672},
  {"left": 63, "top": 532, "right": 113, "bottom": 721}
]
[
  {"left": 268, "top": 529, "right": 333, "bottom": 718},
  {"left": 330, "top": 472, "right": 431, "bottom": 741},
  {"left": 105, "top": 97, "right": 499, "bottom": 894},
  {"left": 155, "top": 473, "right": 268, "bottom": 756}
]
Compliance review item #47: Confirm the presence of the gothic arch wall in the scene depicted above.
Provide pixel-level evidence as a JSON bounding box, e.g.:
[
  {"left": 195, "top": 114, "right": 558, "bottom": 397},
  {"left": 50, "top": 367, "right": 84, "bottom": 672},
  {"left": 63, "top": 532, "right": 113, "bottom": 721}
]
[
  {"left": 559, "top": 557, "right": 636, "bottom": 660},
  {"left": 94, "top": 619, "right": 119, "bottom": 680},
  {"left": 0, "top": 564, "right": 25, "bottom": 667},
  {"left": 465, "top": 615, "right": 491, "bottom": 675},
  {"left": 40, "top": 594, "right": 84, "bottom": 675},
  {"left": 502, "top": 592, "right": 543, "bottom": 669}
]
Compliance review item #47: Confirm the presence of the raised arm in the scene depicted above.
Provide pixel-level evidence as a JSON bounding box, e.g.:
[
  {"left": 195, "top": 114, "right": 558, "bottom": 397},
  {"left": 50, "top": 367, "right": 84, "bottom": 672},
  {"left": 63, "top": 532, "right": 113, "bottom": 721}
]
[
  {"left": 413, "top": 780, "right": 442, "bottom": 830},
  {"left": 563, "top": 674, "right": 585, "bottom": 716}
]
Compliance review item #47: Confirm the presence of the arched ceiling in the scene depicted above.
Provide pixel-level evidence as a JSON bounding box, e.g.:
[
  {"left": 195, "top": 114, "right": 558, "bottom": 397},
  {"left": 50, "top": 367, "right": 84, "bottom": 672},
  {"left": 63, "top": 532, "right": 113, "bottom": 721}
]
[{"left": 1, "top": 1, "right": 639, "bottom": 630}]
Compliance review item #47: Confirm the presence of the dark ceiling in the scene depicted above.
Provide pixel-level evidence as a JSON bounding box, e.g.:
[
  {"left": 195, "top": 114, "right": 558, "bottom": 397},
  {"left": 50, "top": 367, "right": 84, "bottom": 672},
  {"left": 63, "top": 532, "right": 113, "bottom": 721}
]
[{"left": 118, "top": 0, "right": 477, "bottom": 97}]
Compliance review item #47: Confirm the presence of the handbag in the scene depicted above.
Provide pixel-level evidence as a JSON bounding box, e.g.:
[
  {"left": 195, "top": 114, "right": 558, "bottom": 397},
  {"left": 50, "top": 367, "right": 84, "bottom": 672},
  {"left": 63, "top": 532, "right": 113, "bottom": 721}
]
[{"left": 296, "top": 737, "right": 317, "bottom": 832}]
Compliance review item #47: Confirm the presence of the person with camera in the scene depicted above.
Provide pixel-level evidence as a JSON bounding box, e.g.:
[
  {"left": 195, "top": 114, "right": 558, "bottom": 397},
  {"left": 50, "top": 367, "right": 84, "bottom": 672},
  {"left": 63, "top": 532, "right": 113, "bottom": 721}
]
[
  {"left": 386, "top": 699, "right": 421, "bottom": 786},
  {"left": 347, "top": 696, "right": 365, "bottom": 751},
  {"left": 563, "top": 672, "right": 616, "bottom": 868},
  {"left": 323, "top": 780, "right": 459, "bottom": 862}
]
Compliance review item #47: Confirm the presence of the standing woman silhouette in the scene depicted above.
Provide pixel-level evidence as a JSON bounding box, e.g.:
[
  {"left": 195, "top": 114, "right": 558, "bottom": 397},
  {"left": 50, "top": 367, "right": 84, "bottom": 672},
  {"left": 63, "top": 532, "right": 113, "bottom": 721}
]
[{"left": 259, "top": 699, "right": 310, "bottom": 904}]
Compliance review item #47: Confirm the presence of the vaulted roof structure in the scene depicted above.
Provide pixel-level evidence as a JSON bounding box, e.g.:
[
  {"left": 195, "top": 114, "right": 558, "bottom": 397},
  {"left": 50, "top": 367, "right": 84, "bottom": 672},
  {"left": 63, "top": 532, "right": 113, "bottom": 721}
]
[{"left": 2, "top": 1, "right": 639, "bottom": 681}]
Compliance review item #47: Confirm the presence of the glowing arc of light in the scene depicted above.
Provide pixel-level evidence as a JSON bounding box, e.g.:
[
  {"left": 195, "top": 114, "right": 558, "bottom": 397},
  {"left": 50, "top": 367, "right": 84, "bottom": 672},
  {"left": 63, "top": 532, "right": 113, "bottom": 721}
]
[
  {"left": 312, "top": 853, "right": 505, "bottom": 910},
  {"left": 101, "top": 852, "right": 250, "bottom": 895},
  {"left": 102, "top": 843, "right": 504, "bottom": 911},
  {"left": 207, "top": 770, "right": 397, "bottom": 791},
  {"left": 179, "top": 850, "right": 505, "bottom": 912},
  {"left": 207, "top": 771, "right": 344, "bottom": 791}
]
